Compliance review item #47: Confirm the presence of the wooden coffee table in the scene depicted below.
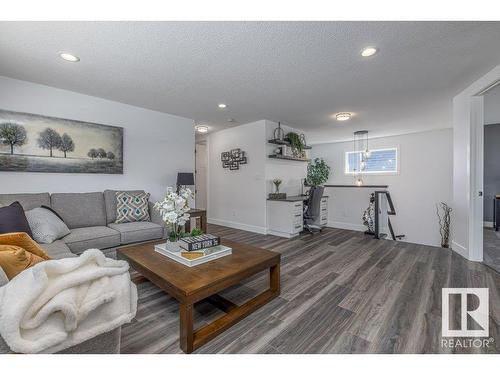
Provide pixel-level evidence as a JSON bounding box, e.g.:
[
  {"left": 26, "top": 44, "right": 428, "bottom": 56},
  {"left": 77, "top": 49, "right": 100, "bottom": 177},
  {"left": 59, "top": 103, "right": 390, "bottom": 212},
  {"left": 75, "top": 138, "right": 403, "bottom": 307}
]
[{"left": 117, "top": 239, "right": 281, "bottom": 353}]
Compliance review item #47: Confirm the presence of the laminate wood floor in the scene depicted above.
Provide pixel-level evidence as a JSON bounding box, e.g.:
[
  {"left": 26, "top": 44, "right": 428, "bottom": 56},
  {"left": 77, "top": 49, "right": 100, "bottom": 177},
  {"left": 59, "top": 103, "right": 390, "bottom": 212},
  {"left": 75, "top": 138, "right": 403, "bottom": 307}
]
[
  {"left": 484, "top": 227, "right": 500, "bottom": 274},
  {"left": 121, "top": 225, "right": 500, "bottom": 354}
]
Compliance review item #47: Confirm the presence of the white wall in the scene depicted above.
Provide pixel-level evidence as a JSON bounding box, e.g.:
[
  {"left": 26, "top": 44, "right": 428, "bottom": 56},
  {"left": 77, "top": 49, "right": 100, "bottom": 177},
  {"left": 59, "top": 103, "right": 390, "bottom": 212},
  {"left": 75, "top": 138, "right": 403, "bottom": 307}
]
[
  {"left": 485, "top": 83, "right": 500, "bottom": 125},
  {"left": 207, "top": 119, "right": 308, "bottom": 233},
  {"left": 0, "top": 76, "right": 195, "bottom": 202},
  {"left": 207, "top": 120, "right": 267, "bottom": 233},
  {"left": 195, "top": 142, "right": 208, "bottom": 209},
  {"left": 265, "top": 120, "right": 308, "bottom": 196},
  {"left": 311, "top": 129, "right": 453, "bottom": 247}
]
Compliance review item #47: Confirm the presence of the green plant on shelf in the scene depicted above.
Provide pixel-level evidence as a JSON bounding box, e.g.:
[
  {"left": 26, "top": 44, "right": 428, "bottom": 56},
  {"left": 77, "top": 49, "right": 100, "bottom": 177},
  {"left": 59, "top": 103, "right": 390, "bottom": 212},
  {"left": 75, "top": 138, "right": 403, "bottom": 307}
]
[
  {"left": 286, "top": 132, "right": 304, "bottom": 154},
  {"left": 273, "top": 179, "right": 282, "bottom": 193}
]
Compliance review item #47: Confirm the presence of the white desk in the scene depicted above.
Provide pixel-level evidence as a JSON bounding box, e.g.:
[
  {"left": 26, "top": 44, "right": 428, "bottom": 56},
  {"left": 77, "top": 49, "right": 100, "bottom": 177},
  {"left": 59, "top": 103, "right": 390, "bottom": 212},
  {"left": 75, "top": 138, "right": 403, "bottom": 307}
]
[{"left": 266, "top": 195, "right": 329, "bottom": 238}]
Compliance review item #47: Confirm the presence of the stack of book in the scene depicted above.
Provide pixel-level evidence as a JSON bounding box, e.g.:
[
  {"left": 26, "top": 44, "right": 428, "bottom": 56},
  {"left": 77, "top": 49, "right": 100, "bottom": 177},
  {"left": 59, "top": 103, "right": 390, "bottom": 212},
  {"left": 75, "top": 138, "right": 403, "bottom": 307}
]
[
  {"left": 154, "top": 234, "right": 232, "bottom": 267},
  {"left": 180, "top": 234, "right": 220, "bottom": 251}
]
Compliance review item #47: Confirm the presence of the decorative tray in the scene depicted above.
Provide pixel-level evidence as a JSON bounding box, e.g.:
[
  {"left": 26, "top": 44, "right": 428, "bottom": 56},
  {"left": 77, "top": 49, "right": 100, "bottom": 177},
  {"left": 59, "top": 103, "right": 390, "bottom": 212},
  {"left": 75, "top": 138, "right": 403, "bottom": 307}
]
[{"left": 154, "top": 242, "right": 232, "bottom": 267}]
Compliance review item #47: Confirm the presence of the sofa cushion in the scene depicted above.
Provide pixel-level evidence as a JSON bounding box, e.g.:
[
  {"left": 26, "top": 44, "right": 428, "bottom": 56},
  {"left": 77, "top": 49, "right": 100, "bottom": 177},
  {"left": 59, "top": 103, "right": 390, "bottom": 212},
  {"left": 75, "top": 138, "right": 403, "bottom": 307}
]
[
  {"left": 40, "top": 240, "right": 76, "bottom": 259},
  {"left": 115, "top": 191, "right": 151, "bottom": 224},
  {"left": 0, "top": 193, "right": 50, "bottom": 210},
  {"left": 104, "top": 190, "right": 145, "bottom": 224},
  {"left": 25, "top": 207, "right": 70, "bottom": 244},
  {"left": 63, "top": 226, "right": 120, "bottom": 254},
  {"left": 108, "top": 221, "right": 164, "bottom": 244},
  {"left": 0, "top": 202, "right": 34, "bottom": 238},
  {"left": 51, "top": 192, "right": 106, "bottom": 229}
]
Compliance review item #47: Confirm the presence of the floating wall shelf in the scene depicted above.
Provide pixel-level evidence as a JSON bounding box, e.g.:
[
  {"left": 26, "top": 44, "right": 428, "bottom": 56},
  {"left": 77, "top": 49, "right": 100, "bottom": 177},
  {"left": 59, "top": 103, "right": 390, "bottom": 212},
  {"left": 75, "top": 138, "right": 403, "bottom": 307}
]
[
  {"left": 268, "top": 139, "right": 312, "bottom": 150},
  {"left": 268, "top": 154, "right": 310, "bottom": 162}
]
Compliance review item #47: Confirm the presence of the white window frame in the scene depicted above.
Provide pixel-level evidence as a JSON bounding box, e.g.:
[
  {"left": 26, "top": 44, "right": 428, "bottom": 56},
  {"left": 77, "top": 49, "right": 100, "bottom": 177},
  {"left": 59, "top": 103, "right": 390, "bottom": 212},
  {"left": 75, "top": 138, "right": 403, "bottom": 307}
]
[{"left": 344, "top": 147, "right": 399, "bottom": 175}]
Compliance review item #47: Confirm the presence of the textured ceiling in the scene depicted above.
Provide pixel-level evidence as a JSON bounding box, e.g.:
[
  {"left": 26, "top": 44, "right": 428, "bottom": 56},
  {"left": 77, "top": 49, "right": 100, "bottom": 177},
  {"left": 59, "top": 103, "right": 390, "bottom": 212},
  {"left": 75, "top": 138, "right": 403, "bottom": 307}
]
[{"left": 0, "top": 21, "right": 499, "bottom": 143}]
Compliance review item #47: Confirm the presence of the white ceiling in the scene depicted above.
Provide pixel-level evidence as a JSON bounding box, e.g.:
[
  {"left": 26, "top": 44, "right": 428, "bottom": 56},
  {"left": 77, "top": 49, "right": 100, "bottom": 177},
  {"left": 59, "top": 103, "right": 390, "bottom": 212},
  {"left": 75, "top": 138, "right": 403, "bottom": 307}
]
[{"left": 1, "top": 21, "right": 499, "bottom": 143}]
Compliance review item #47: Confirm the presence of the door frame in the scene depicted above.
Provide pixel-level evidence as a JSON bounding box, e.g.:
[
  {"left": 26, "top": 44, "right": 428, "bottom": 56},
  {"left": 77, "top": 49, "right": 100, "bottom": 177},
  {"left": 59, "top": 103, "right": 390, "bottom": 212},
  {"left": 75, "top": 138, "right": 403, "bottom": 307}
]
[
  {"left": 469, "top": 80, "right": 500, "bottom": 261},
  {"left": 453, "top": 64, "right": 500, "bottom": 262}
]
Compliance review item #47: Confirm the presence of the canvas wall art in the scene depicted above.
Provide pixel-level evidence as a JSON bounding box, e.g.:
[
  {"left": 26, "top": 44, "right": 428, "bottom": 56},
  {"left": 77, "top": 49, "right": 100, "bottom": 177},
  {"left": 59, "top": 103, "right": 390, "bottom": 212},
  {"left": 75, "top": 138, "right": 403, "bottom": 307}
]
[{"left": 0, "top": 109, "right": 123, "bottom": 174}]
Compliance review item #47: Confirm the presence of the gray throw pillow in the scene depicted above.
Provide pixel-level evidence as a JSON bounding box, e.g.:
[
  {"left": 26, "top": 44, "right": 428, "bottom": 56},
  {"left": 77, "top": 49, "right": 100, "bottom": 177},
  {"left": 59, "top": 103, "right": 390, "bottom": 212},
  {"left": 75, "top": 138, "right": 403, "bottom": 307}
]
[
  {"left": 0, "top": 266, "right": 8, "bottom": 287},
  {"left": 25, "top": 207, "right": 70, "bottom": 244},
  {"left": 115, "top": 191, "right": 151, "bottom": 223}
]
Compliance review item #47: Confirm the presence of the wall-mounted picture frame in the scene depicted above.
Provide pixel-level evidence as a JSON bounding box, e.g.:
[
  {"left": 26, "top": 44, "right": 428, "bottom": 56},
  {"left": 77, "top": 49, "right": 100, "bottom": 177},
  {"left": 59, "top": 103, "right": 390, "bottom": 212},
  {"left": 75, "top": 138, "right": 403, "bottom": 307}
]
[
  {"left": 229, "top": 161, "right": 239, "bottom": 170},
  {"left": 0, "top": 109, "right": 123, "bottom": 174},
  {"left": 221, "top": 148, "right": 248, "bottom": 171}
]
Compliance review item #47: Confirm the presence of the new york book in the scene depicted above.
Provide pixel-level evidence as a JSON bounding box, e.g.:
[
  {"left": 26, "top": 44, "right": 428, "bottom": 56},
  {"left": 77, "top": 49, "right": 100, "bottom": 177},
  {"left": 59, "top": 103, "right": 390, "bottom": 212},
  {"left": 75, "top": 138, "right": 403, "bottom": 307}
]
[{"left": 179, "top": 234, "right": 220, "bottom": 251}]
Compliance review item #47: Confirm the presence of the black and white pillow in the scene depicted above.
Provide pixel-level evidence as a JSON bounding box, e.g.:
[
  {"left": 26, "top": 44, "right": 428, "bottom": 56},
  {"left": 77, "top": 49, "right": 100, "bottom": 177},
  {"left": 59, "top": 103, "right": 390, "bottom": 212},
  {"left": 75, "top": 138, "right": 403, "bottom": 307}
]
[{"left": 25, "top": 206, "right": 70, "bottom": 244}]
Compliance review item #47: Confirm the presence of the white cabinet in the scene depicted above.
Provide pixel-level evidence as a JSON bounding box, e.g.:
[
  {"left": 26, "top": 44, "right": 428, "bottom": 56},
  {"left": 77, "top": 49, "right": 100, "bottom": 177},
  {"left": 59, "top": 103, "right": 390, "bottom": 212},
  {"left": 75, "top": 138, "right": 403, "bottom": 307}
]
[
  {"left": 267, "top": 199, "right": 304, "bottom": 238},
  {"left": 312, "top": 197, "right": 328, "bottom": 227}
]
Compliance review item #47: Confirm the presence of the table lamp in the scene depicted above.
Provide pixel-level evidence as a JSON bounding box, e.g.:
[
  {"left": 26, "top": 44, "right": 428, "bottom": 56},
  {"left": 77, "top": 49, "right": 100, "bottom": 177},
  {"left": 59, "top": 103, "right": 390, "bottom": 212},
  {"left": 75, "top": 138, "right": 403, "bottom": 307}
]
[{"left": 177, "top": 172, "right": 195, "bottom": 192}]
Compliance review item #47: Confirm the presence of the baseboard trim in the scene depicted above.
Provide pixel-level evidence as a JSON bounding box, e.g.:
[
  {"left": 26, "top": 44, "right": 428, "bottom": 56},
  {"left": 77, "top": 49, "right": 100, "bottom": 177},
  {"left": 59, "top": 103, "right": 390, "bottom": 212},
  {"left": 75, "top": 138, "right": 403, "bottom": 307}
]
[
  {"left": 267, "top": 229, "right": 299, "bottom": 239},
  {"left": 327, "top": 221, "right": 365, "bottom": 232},
  {"left": 451, "top": 240, "right": 468, "bottom": 259},
  {"left": 484, "top": 221, "right": 494, "bottom": 228},
  {"left": 207, "top": 218, "right": 268, "bottom": 235}
]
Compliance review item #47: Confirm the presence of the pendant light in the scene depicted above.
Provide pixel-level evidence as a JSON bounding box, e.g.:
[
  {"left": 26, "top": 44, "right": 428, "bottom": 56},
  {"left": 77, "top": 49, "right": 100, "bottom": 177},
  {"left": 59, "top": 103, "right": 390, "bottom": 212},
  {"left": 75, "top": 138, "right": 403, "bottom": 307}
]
[{"left": 353, "top": 130, "right": 370, "bottom": 186}]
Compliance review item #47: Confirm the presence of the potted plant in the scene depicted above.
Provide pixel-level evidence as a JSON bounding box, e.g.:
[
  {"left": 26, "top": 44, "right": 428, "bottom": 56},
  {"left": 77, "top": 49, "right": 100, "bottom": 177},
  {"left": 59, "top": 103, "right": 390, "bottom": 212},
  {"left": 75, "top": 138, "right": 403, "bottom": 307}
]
[
  {"left": 273, "top": 179, "right": 282, "bottom": 194},
  {"left": 286, "top": 132, "right": 305, "bottom": 158},
  {"left": 306, "top": 158, "right": 330, "bottom": 186},
  {"left": 154, "top": 187, "right": 193, "bottom": 243},
  {"left": 436, "top": 202, "right": 452, "bottom": 248}
]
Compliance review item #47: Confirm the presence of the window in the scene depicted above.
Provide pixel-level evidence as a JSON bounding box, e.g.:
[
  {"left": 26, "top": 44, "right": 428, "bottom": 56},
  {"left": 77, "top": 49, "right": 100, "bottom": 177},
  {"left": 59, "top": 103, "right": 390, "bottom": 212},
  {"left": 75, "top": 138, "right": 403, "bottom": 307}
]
[{"left": 345, "top": 147, "right": 398, "bottom": 175}]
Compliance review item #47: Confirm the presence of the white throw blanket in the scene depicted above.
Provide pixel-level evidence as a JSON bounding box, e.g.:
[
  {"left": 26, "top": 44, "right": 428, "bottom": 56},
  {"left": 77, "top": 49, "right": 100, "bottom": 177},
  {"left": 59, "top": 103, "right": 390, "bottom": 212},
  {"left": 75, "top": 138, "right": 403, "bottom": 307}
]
[{"left": 0, "top": 249, "right": 137, "bottom": 354}]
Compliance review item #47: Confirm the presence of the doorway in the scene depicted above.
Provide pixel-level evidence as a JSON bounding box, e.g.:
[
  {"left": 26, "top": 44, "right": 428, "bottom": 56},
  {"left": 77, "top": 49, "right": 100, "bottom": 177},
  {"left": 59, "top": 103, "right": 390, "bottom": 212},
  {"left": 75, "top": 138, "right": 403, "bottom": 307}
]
[
  {"left": 195, "top": 141, "right": 207, "bottom": 210},
  {"left": 483, "top": 85, "right": 500, "bottom": 273}
]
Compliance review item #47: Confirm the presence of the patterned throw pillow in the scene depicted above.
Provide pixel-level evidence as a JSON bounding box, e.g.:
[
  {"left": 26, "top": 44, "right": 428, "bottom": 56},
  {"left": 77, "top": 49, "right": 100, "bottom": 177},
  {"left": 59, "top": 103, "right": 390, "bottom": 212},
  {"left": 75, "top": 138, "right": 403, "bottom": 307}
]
[
  {"left": 115, "top": 191, "right": 151, "bottom": 223},
  {"left": 25, "top": 207, "right": 70, "bottom": 244}
]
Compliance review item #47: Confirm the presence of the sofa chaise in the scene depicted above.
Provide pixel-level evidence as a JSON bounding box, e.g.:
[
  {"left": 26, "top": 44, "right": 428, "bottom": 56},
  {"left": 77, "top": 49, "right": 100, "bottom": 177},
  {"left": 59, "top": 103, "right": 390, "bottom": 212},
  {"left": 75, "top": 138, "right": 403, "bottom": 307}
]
[{"left": 0, "top": 190, "right": 165, "bottom": 354}]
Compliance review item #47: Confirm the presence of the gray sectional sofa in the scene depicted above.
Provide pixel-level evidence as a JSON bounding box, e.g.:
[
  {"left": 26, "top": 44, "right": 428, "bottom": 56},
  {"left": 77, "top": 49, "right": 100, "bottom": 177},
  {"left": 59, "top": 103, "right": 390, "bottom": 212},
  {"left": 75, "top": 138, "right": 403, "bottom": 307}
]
[
  {"left": 0, "top": 190, "right": 165, "bottom": 354},
  {"left": 0, "top": 190, "right": 165, "bottom": 259}
]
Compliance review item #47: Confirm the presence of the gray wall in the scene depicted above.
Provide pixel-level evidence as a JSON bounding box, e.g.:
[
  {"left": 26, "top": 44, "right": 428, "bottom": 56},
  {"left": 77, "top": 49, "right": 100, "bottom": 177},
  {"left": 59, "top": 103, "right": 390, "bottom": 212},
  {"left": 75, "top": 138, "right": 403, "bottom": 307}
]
[{"left": 484, "top": 123, "right": 500, "bottom": 222}]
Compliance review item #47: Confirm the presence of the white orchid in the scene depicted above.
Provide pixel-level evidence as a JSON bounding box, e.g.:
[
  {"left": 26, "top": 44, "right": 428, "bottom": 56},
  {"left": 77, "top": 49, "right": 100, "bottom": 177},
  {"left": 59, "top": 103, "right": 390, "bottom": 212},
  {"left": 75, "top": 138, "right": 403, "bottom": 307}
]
[{"left": 154, "top": 187, "right": 194, "bottom": 241}]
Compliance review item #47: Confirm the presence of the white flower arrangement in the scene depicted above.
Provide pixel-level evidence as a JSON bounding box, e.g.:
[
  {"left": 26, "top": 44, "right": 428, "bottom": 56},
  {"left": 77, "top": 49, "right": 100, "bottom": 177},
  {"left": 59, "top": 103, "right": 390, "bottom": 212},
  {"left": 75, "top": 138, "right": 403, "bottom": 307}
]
[{"left": 154, "top": 187, "right": 193, "bottom": 240}]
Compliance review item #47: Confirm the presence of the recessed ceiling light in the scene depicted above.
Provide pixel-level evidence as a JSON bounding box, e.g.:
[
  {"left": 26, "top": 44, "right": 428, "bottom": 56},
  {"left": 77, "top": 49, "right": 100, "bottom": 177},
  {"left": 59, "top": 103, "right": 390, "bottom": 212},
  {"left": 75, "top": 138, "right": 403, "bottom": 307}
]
[
  {"left": 195, "top": 125, "right": 209, "bottom": 133},
  {"left": 336, "top": 112, "right": 352, "bottom": 121},
  {"left": 360, "top": 47, "right": 378, "bottom": 57},
  {"left": 59, "top": 52, "right": 80, "bottom": 62},
  {"left": 218, "top": 103, "right": 227, "bottom": 109}
]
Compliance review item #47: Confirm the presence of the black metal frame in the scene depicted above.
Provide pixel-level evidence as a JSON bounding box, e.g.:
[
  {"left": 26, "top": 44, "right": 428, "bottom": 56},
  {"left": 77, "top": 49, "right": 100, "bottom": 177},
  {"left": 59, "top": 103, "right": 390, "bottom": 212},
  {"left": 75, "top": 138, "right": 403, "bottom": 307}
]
[{"left": 373, "top": 190, "right": 404, "bottom": 241}]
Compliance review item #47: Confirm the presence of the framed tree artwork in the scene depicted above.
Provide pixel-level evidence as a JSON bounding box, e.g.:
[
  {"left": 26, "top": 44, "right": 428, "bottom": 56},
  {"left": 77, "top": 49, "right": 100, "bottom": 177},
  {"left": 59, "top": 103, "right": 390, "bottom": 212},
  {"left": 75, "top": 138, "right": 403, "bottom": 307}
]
[{"left": 0, "top": 109, "right": 123, "bottom": 174}]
